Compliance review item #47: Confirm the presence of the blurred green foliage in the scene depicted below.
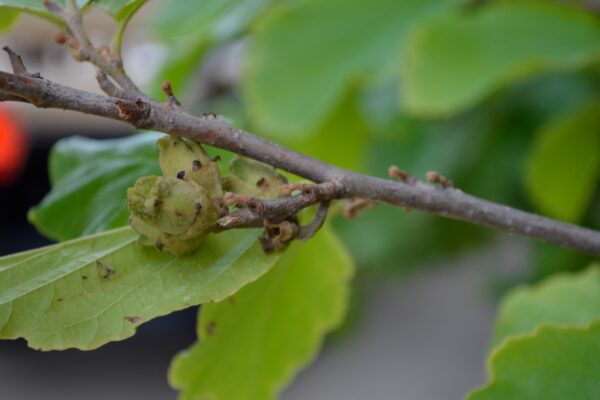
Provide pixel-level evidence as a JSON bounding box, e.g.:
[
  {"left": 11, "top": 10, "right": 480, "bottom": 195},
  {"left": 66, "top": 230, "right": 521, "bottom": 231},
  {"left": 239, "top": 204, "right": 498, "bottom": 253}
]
[{"left": 145, "top": 0, "right": 600, "bottom": 279}]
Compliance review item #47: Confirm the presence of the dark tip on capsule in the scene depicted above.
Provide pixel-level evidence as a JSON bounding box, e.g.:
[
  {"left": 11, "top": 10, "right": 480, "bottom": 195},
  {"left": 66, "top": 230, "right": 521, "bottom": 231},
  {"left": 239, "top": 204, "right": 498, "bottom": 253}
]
[
  {"left": 195, "top": 202, "right": 203, "bottom": 212},
  {"left": 259, "top": 237, "right": 275, "bottom": 254},
  {"left": 192, "top": 160, "right": 202, "bottom": 171},
  {"left": 256, "top": 177, "right": 268, "bottom": 189},
  {"left": 177, "top": 170, "right": 186, "bottom": 180}
]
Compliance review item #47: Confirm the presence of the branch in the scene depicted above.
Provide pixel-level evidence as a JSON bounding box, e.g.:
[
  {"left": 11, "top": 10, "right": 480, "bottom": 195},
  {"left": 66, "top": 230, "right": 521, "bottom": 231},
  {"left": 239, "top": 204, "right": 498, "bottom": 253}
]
[
  {"left": 1, "top": 49, "right": 599, "bottom": 256},
  {"left": 217, "top": 182, "right": 341, "bottom": 230},
  {"left": 44, "top": 0, "right": 141, "bottom": 96}
]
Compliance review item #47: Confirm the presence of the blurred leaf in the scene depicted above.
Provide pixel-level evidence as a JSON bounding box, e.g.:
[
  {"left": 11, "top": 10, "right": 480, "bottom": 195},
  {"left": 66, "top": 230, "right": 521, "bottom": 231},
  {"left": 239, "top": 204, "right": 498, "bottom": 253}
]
[
  {"left": 284, "top": 90, "right": 371, "bottom": 171},
  {"left": 0, "top": 0, "right": 136, "bottom": 25},
  {"left": 525, "top": 102, "right": 600, "bottom": 223},
  {"left": 0, "top": 8, "right": 19, "bottom": 32},
  {"left": 0, "top": 227, "right": 280, "bottom": 350},
  {"left": 243, "top": 0, "right": 458, "bottom": 139},
  {"left": 0, "top": 0, "right": 67, "bottom": 24},
  {"left": 492, "top": 265, "right": 600, "bottom": 348},
  {"left": 403, "top": 1, "right": 600, "bottom": 116},
  {"left": 528, "top": 240, "right": 596, "bottom": 283},
  {"left": 170, "top": 228, "right": 354, "bottom": 400},
  {"left": 345, "top": 70, "right": 600, "bottom": 273},
  {"left": 469, "top": 323, "right": 600, "bottom": 400},
  {"left": 150, "top": 0, "right": 275, "bottom": 98},
  {"left": 28, "top": 132, "right": 162, "bottom": 241},
  {"left": 93, "top": 0, "right": 146, "bottom": 19},
  {"left": 337, "top": 114, "right": 496, "bottom": 270}
]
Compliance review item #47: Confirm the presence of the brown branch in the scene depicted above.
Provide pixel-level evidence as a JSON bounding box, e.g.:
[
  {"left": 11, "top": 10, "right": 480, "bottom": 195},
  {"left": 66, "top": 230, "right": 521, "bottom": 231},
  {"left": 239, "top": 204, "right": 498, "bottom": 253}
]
[
  {"left": 45, "top": 0, "right": 141, "bottom": 96},
  {"left": 217, "top": 182, "right": 342, "bottom": 230},
  {"left": 1, "top": 52, "right": 600, "bottom": 256}
]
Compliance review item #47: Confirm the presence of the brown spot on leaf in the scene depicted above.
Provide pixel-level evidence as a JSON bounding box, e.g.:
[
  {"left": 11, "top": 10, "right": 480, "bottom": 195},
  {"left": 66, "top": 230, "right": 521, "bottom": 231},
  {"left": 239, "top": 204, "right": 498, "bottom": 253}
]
[
  {"left": 206, "top": 321, "right": 217, "bottom": 336},
  {"left": 256, "top": 177, "right": 268, "bottom": 189},
  {"left": 57, "top": 297, "right": 63, "bottom": 302},
  {"left": 81, "top": 275, "right": 88, "bottom": 280},
  {"left": 96, "top": 261, "right": 115, "bottom": 280},
  {"left": 124, "top": 316, "right": 141, "bottom": 324}
]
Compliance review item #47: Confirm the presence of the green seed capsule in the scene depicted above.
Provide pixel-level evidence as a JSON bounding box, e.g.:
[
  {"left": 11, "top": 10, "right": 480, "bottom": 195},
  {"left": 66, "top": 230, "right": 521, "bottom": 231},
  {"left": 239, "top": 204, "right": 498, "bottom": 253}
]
[
  {"left": 127, "top": 135, "right": 224, "bottom": 256},
  {"left": 223, "top": 156, "right": 287, "bottom": 199},
  {"left": 157, "top": 136, "right": 222, "bottom": 197}
]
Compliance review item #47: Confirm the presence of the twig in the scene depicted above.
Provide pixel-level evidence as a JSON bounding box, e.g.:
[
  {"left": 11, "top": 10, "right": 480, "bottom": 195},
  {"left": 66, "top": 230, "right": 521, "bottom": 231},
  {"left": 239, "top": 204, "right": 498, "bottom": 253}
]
[
  {"left": 96, "top": 71, "right": 129, "bottom": 99},
  {"left": 161, "top": 81, "right": 183, "bottom": 111},
  {"left": 389, "top": 165, "right": 417, "bottom": 185},
  {"left": 298, "top": 202, "right": 330, "bottom": 240},
  {"left": 344, "top": 198, "right": 375, "bottom": 219},
  {"left": 1, "top": 51, "right": 600, "bottom": 256},
  {"left": 426, "top": 171, "right": 454, "bottom": 189},
  {"left": 2, "top": 46, "right": 29, "bottom": 76},
  {"left": 217, "top": 182, "right": 341, "bottom": 230},
  {"left": 45, "top": 0, "right": 141, "bottom": 95}
]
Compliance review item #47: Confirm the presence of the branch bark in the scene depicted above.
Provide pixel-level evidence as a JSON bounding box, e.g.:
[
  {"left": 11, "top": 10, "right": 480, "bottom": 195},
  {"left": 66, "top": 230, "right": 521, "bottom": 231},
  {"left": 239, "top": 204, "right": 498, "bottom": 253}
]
[
  {"left": 1, "top": 69, "right": 599, "bottom": 256},
  {"left": 6, "top": 0, "right": 600, "bottom": 262}
]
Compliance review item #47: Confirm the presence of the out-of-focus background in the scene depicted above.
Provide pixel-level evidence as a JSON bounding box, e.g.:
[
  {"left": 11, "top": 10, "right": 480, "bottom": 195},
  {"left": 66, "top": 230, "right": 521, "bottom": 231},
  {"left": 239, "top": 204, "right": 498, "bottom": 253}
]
[{"left": 1, "top": 1, "right": 599, "bottom": 399}]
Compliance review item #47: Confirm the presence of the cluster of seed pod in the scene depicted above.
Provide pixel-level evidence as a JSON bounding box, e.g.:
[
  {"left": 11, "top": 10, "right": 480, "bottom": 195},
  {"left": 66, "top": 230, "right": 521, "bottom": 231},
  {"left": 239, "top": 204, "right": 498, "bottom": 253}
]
[
  {"left": 128, "top": 136, "right": 223, "bottom": 256},
  {"left": 128, "top": 135, "right": 290, "bottom": 256}
]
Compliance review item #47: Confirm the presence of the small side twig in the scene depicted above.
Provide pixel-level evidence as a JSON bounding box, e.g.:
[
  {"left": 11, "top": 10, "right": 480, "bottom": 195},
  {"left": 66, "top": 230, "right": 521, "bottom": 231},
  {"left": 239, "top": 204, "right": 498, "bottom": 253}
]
[
  {"left": 45, "top": 0, "right": 141, "bottom": 95},
  {"left": 343, "top": 198, "right": 375, "bottom": 219},
  {"left": 298, "top": 202, "right": 330, "bottom": 240},
  {"left": 2, "top": 46, "right": 29, "bottom": 76},
  {"left": 389, "top": 165, "right": 417, "bottom": 185},
  {"left": 161, "top": 81, "right": 183, "bottom": 111},
  {"left": 426, "top": 171, "right": 454, "bottom": 189},
  {"left": 217, "top": 182, "right": 342, "bottom": 230},
  {"left": 96, "top": 71, "right": 129, "bottom": 99}
]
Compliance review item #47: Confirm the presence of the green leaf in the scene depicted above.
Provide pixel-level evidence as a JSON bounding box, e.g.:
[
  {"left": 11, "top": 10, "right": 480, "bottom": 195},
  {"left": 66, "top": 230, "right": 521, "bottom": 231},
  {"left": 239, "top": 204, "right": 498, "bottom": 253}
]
[
  {"left": 243, "top": 0, "right": 457, "bottom": 138},
  {"left": 524, "top": 102, "right": 600, "bottom": 223},
  {"left": 92, "top": 0, "right": 145, "bottom": 19},
  {"left": 468, "top": 322, "right": 600, "bottom": 400},
  {"left": 0, "top": 8, "right": 19, "bottom": 32},
  {"left": 529, "top": 241, "right": 595, "bottom": 284},
  {"left": 0, "top": 1, "right": 142, "bottom": 26},
  {"left": 150, "top": 0, "right": 275, "bottom": 98},
  {"left": 0, "top": 226, "right": 280, "bottom": 350},
  {"left": 0, "top": 1, "right": 63, "bottom": 24},
  {"left": 28, "top": 132, "right": 162, "bottom": 241},
  {"left": 402, "top": 1, "right": 600, "bottom": 116},
  {"left": 280, "top": 90, "right": 371, "bottom": 171},
  {"left": 492, "top": 264, "right": 600, "bottom": 348},
  {"left": 169, "top": 228, "right": 354, "bottom": 400}
]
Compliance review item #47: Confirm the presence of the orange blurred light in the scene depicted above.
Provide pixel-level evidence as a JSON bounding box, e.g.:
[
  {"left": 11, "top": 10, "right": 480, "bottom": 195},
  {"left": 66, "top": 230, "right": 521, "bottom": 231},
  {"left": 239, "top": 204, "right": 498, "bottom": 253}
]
[{"left": 0, "top": 106, "right": 28, "bottom": 187}]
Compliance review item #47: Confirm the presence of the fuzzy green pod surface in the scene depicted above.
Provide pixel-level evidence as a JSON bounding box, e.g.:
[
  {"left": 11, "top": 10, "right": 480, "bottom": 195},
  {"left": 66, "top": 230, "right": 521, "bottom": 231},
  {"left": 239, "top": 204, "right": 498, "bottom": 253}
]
[
  {"left": 223, "top": 156, "right": 287, "bottom": 199},
  {"left": 127, "top": 136, "right": 222, "bottom": 256}
]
